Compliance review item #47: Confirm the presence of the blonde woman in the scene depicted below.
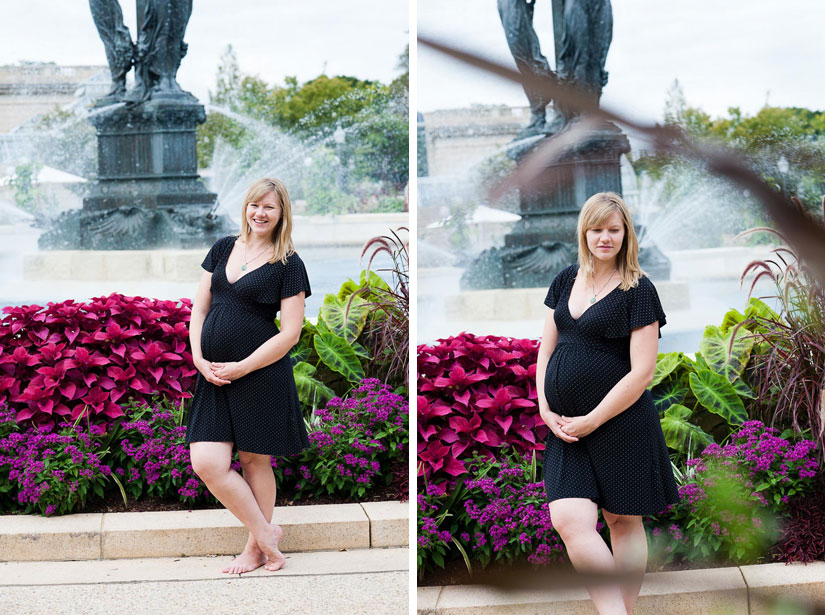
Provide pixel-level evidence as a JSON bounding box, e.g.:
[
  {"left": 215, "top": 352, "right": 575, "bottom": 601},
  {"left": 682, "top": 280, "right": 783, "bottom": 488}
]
[
  {"left": 536, "top": 192, "right": 678, "bottom": 614},
  {"left": 186, "top": 178, "right": 311, "bottom": 574}
]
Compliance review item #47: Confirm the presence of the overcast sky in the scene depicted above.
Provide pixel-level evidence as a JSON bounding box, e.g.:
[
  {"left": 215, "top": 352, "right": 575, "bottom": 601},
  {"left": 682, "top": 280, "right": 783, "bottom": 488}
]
[
  {"left": 0, "top": 1, "right": 409, "bottom": 101},
  {"left": 418, "top": 0, "right": 825, "bottom": 123}
]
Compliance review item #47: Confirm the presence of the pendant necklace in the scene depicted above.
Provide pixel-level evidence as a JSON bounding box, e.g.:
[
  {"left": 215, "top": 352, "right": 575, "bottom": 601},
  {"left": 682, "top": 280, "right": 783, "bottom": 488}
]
[
  {"left": 242, "top": 243, "right": 272, "bottom": 271},
  {"left": 590, "top": 269, "right": 617, "bottom": 304}
]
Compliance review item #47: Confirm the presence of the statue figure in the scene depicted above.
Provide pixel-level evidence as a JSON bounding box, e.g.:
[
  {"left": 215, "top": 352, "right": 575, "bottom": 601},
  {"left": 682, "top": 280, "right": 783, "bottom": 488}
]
[
  {"left": 88, "top": 0, "right": 134, "bottom": 104},
  {"left": 89, "top": 0, "right": 194, "bottom": 106},
  {"left": 498, "top": 0, "right": 613, "bottom": 138}
]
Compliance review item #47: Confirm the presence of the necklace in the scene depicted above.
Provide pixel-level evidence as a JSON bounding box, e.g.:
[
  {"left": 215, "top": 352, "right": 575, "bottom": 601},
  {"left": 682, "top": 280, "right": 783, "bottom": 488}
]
[
  {"left": 242, "top": 242, "right": 273, "bottom": 271},
  {"left": 590, "top": 269, "right": 617, "bottom": 304}
]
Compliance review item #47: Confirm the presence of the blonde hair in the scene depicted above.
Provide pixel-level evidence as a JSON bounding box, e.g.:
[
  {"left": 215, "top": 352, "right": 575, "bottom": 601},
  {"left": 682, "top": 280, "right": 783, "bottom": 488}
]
[
  {"left": 576, "top": 191, "right": 644, "bottom": 290},
  {"left": 239, "top": 178, "right": 295, "bottom": 264}
]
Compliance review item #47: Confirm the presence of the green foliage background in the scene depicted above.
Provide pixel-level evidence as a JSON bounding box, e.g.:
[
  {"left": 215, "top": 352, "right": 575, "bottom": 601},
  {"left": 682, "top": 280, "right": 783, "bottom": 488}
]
[{"left": 197, "top": 45, "right": 409, "bottom": 212}]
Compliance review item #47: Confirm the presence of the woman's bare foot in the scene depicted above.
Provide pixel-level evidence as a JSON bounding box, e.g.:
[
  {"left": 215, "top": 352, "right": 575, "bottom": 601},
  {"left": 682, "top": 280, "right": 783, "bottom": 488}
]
[
  {"left": 221, "top": 543, "right": 267, "bottom": 574},
  {"left": 258, "top": 524, "right": 286, "bottom": 572}
]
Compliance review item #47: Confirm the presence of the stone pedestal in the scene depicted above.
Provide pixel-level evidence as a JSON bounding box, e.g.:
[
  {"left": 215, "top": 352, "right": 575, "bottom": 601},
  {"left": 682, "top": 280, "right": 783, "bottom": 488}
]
[
  {"left": 461, "top": 121, "right": 671, "bottom": 289},
  {"left": 39, "top": 99, "right": 234, "bottom": 250}
]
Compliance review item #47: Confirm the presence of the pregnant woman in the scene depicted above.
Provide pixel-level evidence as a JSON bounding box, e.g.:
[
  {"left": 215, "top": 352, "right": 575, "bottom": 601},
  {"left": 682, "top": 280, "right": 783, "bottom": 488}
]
[
  {"left": 186, "top": 177, "right": 311, "bottom": 574},
  {"left": 536, "top": 192, "right": 678, "bottom": 614}
]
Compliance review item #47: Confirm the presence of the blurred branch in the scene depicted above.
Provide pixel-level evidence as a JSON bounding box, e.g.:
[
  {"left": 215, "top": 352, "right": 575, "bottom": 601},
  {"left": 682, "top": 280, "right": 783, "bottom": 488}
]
[{"left": 418, "top": 35, "right": 825, "bottom": 284}]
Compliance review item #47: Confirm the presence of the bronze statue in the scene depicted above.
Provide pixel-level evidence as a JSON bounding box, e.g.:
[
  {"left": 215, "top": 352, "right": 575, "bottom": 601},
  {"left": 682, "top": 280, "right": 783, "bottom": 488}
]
[
  {"left": 89, "top": 0, "right": 133, "bottom": 104},
  {"left": 498, "top": 0, "right": 612, "bottom": 137},
  {"left": 89, "top": 0, "right": 194, "bottom": 105}
]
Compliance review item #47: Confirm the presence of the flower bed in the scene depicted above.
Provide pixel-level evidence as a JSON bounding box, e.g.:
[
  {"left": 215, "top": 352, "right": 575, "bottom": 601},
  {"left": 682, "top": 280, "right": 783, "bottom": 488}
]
[
  {"left": 0, "top": 296, "right": 195, "bottom": 424},
  {"left": 416, "top": 331, "right": 825, "bottom": 580},
  {"left": 418, "top": 333, "right": 547, "bottom": 483},
  {"left": 0, "top": 378, "right": 407, "bottom": 516}
]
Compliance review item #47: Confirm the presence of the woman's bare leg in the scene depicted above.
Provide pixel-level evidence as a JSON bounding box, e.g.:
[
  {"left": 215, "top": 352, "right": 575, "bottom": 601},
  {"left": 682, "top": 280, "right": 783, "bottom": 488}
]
[
  {"left": 549, "top": 498, "right": 627, "bottom": 615},
  {"left": 603, "top": 511, "right": 647, "bottom": 614},
  {"left": 189, "top": 442, "right": 284, "bottom": 572},
  {"left": 220, "top": 450, "right": 278, "bottom": 573}
]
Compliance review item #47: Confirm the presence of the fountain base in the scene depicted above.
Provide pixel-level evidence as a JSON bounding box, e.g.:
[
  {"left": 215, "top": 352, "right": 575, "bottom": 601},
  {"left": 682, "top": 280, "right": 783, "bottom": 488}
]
[
  {"left": 461, "top": 120, "right": 671, "bottom": 289},
  {"left": 39, "top": 98, "right": 235, "bottom": 250}
]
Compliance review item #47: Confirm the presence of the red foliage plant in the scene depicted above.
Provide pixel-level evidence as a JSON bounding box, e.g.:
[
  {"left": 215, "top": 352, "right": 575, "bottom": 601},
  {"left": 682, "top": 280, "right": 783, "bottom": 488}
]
[
  {"left": 417, "top": 333, "right": 548, "bottom": 483},
  {"left": 772, "top": 484, "right": 825, "bottom": 564},
  {"left": 0, "top": 294, "right": 196, "bottom": 424}
]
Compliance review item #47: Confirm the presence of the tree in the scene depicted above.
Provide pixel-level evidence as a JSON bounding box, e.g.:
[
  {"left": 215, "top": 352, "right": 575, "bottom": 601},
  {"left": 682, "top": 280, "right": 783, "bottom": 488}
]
[{"left": 197, "top": 45, "right": 408, "bottom": 194}]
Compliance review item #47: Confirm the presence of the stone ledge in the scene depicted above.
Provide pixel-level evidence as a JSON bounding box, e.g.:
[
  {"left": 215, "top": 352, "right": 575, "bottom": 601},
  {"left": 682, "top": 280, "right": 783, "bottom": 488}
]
[
  {"left": 420, "top": 563, "right": 825, "bottom": 614},
  {"left": 443, "top": 281, "right": 690, "bottom": 322},
  {"left": 0, "top": 513, "right": 102, "bottom": 562},
  {"left": 0, "top": 501, "right": 404, "bottom": 562},
  {"left": 741, "top": 562, "right": 825, "bottom": 615},
  {"left": 360, "top": 501, "right": 409, "bottom": 548}
]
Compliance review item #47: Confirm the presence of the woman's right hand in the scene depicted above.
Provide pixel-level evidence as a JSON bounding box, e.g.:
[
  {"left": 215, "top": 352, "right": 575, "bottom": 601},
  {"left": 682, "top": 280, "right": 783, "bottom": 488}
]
[
  {"left": 540, "top": 406, "right": 579, "bottom": 443},
  {"left": 195, "top": 356, "right": 231, "bottom": 386}
]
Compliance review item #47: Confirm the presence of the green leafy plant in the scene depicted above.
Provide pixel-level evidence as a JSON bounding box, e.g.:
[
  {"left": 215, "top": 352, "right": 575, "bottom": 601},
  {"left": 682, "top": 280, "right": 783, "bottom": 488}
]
[
  {"left": 648, "top": 307, "right": 767, "bottom": 457},
  {"left": 648, "top": 421, "right": 818, "bottom": 565}
]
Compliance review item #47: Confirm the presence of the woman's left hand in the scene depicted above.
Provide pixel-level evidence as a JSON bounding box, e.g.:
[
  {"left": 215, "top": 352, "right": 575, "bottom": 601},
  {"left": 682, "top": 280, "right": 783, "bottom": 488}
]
[
  {"left": 559, "top": 414, "right": 599, "bottom": 438},
  {"left": 210, "top": 361, "right": 248, "bottom": 382}
]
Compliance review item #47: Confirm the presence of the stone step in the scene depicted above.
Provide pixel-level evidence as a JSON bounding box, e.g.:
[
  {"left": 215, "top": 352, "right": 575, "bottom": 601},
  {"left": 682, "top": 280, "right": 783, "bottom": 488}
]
[
  {"left": 419, "top": 562, "right": 825, "bottom": 615},
  {"left": 0, "top": 548, "right": 409, "bottom": 615},
  {"left": 0, "top": 501, "right": 408, "bottom": 562}
]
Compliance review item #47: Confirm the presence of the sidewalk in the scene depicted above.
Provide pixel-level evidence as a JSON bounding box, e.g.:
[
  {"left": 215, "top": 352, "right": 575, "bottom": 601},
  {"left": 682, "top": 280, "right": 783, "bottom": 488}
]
[{"left": 0, "top": 501, "right": 409, "bottom": 615}]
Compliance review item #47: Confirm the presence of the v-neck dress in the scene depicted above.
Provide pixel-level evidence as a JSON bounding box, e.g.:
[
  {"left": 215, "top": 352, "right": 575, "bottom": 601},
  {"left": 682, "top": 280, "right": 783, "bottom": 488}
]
[
  {"left": 542, "top": 264, "right": 678, "bottom": 515},
  {"left": 185, "top": 235, "right": 311, "bottom": 456}
]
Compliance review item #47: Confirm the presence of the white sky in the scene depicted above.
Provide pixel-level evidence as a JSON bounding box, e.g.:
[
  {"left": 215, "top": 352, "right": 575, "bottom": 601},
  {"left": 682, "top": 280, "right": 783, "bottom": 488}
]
[
  {"left": 0, "top": 1, "right": 409, "bottom": 100},
  {"left": 418, "top": 0, "right": 825, "bottom": 123}
]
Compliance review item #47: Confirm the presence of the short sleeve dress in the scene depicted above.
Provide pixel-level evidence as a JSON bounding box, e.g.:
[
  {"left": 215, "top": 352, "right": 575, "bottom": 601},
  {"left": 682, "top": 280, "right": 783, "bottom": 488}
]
[
  {"left": 185, "top": 235, "right": 312, "bottom": 456},
  {"left": 542, "top": 264, "right": 678, "bottom": 515}
]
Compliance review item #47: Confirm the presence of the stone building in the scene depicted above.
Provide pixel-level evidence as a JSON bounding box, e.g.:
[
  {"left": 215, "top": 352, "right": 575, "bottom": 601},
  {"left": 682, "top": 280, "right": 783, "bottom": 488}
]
[
  {"left": 418, "top": 104, "right": 530, "bottom": 177},
  {"left": 0, "top": 62, "right": 108, "bottom": 134}
]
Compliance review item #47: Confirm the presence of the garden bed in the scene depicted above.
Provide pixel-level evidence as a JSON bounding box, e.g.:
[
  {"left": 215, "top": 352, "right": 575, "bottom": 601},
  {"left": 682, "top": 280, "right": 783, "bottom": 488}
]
[{"left": 72, "top": 463, "right": 407, "bottom": 515}]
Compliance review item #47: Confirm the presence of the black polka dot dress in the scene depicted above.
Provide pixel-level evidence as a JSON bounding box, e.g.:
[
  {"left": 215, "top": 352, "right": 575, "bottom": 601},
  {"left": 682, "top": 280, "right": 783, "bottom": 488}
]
[
  {"left": 185, "top": 235, "right": 311, "bottom": 456},
  {"left": 542, "top": 264, "right": 678, "bottom": 515}
]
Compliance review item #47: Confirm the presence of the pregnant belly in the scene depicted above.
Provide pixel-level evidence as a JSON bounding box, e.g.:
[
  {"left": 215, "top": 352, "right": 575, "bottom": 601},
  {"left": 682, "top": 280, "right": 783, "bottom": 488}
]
[
  {"left": 201, "top": 306, "right": 277, "bottom": 362},
  {"left": 545, "top": 345, "right": 630, "bottom": 416}
]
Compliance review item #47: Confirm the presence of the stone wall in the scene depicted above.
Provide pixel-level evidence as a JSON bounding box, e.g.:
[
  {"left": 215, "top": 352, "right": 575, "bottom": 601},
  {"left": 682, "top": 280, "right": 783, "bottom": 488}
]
[
  {"left": 420, "top": 105, "right": 530, "bottom": 176},
  {"left": 0, "top": 63, "right": 108, "bottom": 133}
]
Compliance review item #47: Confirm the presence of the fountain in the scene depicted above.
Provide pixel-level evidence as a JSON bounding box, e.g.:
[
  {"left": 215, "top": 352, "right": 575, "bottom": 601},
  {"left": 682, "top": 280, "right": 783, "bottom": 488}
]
[
  {"left": 0, "top": 10, "right": 408, "bottom": 314},
  {"left": 38, "top": 0, "right": 233, "bottom": 250},
  {"left": 460, "top": 0, "right": 670, "bottom": 290}
]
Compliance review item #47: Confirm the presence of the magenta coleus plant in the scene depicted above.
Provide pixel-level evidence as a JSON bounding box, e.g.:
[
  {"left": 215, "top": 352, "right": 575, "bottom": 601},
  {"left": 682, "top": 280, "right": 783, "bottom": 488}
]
[
  {"left": 0, "top": 295, "right": 197, "bottom": 424},
  {"left": 417, "top": 333, "right": 548, "bottom": 482}
]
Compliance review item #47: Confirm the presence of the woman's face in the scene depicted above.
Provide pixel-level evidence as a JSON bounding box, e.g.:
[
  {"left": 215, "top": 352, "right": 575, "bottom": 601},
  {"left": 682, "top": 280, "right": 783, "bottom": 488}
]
[
  {"left": 246, "top": 191, "right": 282, "bottom": 240},
  {"left": 585, "top": 210, "right": 625, "bottom": 264}
]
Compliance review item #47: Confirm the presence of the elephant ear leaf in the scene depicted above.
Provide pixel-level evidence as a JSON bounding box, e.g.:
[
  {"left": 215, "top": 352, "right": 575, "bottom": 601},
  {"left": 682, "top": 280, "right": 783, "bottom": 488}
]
[
  {"left": 699, "top": 324, "right": 755, "bottom": 381},
  {"left": 290, "top": 319, "right": 317, "bottom": 363},
  {"left": 337, "top": 278, "right": 361, "bottom": 301},
  {"left": 660, "top": 404, "right": 714, "bottom": 456},
  {"left": 320, "top": 294, "right": 369, "bottom": 344},
  {"left": 650, "top": 352, "right": 683, "bottom": 388},
  {"left": 729, "top": 375, "right": 756, "bottom": 400},
  {"left": 720, "top": 308, "right": 746, "bottom": 334},
  {"left": 650, "top": 374, "right": 689, "bottom": 414},
  {"left": 292, "top": 361, "right": 335, "bottom": 407},
  {"left": 351, "top": 340, "right": 371, "bottom": 360},
  {"left": 313, "top": 330, "right": 365, "bottom": 383},
  {"left": 361, "top": 269, "right": 390, "bottom": 292},
  {"left": 744, "top": 297, "right": 781, "bottom": 325},
  {"left": 689, "top": 369, "right": 747, "bottom": 427}
]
